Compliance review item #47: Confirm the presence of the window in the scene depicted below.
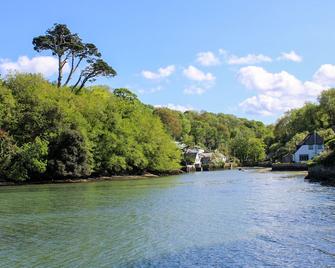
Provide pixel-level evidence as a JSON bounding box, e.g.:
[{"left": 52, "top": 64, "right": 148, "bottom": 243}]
[
  {"left": 308, "top": 145, "right": 314, "bottom": 150},
  {"left": 299, "top": 154, "right": 309, "bottom": 161}
]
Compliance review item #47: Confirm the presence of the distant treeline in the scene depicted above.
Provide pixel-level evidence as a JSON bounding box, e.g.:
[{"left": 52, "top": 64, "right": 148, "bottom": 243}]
[
  {"left": 155, "top": 88, "right": 335, "bottom": 166},
  {"left": 154, "top": 107, "right": 272, "bottom": 164}
]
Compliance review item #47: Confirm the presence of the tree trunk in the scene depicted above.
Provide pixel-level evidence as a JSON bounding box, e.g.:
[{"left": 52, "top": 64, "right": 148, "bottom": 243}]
[{"left": 57, "top": 55, "right": 62, "bottom": 88}]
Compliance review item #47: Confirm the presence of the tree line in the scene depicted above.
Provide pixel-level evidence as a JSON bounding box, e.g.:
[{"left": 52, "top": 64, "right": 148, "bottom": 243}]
[
  {"left": 154, "top": 108, "right": 271, "bottom": 164},
  {"left": 154, "top": 89, "right": 335, "bottom": 166},
  {"left": 0, "top": 74, "right": 181, "bottom": 181}
]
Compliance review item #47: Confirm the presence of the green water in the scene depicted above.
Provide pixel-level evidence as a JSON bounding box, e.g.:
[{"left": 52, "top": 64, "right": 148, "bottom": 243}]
[{"left": 0, "top": 169, "right": 335, "bottom": 267}]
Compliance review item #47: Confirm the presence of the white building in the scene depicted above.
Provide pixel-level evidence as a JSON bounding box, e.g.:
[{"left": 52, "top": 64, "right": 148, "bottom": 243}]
[
  {"left": 292, "top": 132, "right": 324, "bottom": 162},
  {"left": 184, "top": 148, "right": 204, "bottom": 168}
]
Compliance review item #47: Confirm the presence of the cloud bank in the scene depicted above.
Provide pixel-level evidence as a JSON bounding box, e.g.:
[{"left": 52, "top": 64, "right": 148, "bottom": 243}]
[
  {"left": 0, "top": 56, "right": 63, "bottom": 77},
  {"left": 238, "top": 64, "right": 335, "bottom": 116}
]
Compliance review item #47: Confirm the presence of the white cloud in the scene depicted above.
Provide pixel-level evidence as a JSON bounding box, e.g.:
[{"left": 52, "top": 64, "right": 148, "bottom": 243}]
[
  {"left": 237, "top": 65, "right": 334, "bottom": 116},
  {"left": 0, "top": 56, "right": 64, "bottom": 77},
  {"left": 154, "top": 103, "right": 193, "bottom": 112},
  {"left": 227, "top": 54, "right": 272, "bottom": 65},
  {"left": 183, "top": 65, "right": 215, "bottom": 81},
  {"left": 303, "top": 81, "right": 325, "bottom": 97},
  {"left": 141, "top": 65, "right": 175, "bottom": 80},
  {"left": 137, "top": 86, "right": 163, "bottom": 94},
  {"left": 278, "top": 51, "right": 302, "bottom": 62},
  {"left": 239, "top": 94, "right": 304, "bottom": 116},
  {"left": 313, "top": 64, "right": 335, "bottom": 86},
  {"left": 196, "top": 51, "right": 220, "bottom": 66},
  {"left": 183, "top": 86, "right": 207, "bottom": 95},
  {"left": 238, "top": 66, "right": 304, "bottom": 96}
]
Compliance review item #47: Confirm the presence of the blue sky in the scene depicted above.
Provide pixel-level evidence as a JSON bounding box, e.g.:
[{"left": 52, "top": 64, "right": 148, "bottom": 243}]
[{"left": 1, "top": 0, "right": 335, "bottom": 124}]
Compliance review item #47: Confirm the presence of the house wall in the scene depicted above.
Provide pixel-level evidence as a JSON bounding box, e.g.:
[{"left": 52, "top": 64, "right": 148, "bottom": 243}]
[
  {"left": 293, "top": 144, "right": 324, "bottom": 162},
  {"left": 194, "top": 154, "right": 201, "bottom": 165}
]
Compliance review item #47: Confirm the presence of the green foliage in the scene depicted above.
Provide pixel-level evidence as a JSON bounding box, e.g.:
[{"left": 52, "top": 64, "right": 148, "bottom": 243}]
[
  {"left": 113, "top": 88, "right": 138, "bottom": 102},
  {"left": 285, "top": 132, "right": 309, "bottom": 154},
  {"left": 154, "top": 108, "right": 183, "bottom": 139},
  {"left": 47, "top": 129, "right": 91, "bottom": 178},
  {"left": 0, "top": 84, "right": 15, "bottom": 129},
  {"left": 269, "top": 88, "right": 335, "bottom": 163},
  {"left": 7, "top": 137, "right": 48, "bottom": 181},
  {"left": 231, "top": 135, "right": 266, "bottom": 164},
  {"left": 318, "top": 128, "right": 335, "bottom": 143},
  {"left": 33, "top": 23, "right": 116, "bottom": 89},
  {"left": 326, "top": 138, "right": 335, "bottom": 151},
  {"left": 319, "top": 88, "right": 335, "bottom": 128},
  {"left": 0, "top": 74, "right": 181, "bottom": 181},
  {"left": 155, "top": 109, "right": 269, "bottom": 162},
  {"left": 0, "top": 131, "right": 17, "bottom": 179},
  {"left": 273, "top": 103, "right": 325, "bottom": 145},
  {"left": 73, "top": 59, "right": 116, "bottom": 92}
]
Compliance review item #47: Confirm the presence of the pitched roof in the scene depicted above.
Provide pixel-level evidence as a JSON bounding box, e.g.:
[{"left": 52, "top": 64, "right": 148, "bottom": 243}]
[{"left": 295, "top": 132, "right": 324, "bottom": 152}]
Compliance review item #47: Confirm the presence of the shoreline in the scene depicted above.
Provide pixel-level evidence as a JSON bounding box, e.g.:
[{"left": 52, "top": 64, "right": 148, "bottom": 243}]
[
  {"left": 305, "top": 164, "right": 335, "bottom": 186},
  {"left": 0, "top": 167, "right": 309, "bottom": 187},
  {"left": 0, "top": 173, "right": 165, "bottom": 187}
]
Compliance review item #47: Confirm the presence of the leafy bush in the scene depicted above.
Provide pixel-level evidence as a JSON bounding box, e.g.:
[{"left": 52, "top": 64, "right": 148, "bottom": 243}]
[
  {"left": 47, "top": 129, "right": 91, "bottom": 178},
  {"left": 6, "top": 137, "right": 48, "bottom": 181}
]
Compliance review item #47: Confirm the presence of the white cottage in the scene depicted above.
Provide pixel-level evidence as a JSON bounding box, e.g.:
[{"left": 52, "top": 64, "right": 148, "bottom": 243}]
[{"left": 292, "top": 132, "right": 324, "bottom": 162}]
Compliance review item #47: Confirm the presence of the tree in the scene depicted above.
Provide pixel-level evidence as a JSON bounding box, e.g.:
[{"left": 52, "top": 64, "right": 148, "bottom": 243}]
[
  {"left": 0, "top": 83, "right": 15, "bottom": 129},
  {"left": 230, "top": 135, "right": 266, "bottom": 164},
  {"left": 72, "top": 59, "right": 116, "bottom": 93},
  {"left": 0, "top": 131, "right": 17, "bottom": 179},
  {"left": 33, "top": 24, "right": 79, "bottom": 87},
  {"left": 47, "top": 130, "right": 91, "bottom": 178},
  {"left": 33, "top": 23, "right": 116, "bottom": 90},
  {"left": 285, "top": 132, "right": 308, "bottom": 154},
  {"left": 113, "top": 88, "right": 138, "bottom": 102},
  {"left": 64, "top": 43, "right": 101, "bottom": 86},
  {"left": 7, "top": 137, "right": 48, "bottom": 181},
  {"left": 154, "top": 108, "right": 183, "bottom": 139},
  {"left": 319, "top": 89, "right": 335, "bottom": 129}
]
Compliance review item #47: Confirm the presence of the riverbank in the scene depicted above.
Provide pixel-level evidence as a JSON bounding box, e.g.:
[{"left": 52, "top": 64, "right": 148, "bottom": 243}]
[
  {"left": 0, "top": 172, "right": 174, "bottom": 187},
  {"left": 305, "top": 164, "right": 335, "bottom": 186},
  {"left": 271, "top": 163, "right": 308, "bottom": 171}
]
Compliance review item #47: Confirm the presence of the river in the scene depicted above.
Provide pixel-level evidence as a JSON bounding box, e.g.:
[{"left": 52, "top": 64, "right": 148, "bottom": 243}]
[{"left": 0, "top": 169, "right": 334, "bottom": 267}]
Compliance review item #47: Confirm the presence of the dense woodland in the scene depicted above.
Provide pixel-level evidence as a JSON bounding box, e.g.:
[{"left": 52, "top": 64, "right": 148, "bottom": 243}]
[
  {"left": 0, "top": 74, "right": 181, "bottom": 181},
  {"left": 0, "top": 23, "right": 334, "bottom": 182},
  {"left": 154, "top": 107, "right": 270, "bottom": 163}
]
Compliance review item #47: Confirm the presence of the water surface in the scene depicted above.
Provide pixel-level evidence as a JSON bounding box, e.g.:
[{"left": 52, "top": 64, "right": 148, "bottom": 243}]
[{"left": 0, "top": 169, "right": 335, "bottom": 267}]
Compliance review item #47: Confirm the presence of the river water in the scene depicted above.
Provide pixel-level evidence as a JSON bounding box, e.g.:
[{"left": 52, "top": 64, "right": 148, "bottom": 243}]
[{"left": 0, "top": 169, "right": 334, "bottom": 267}]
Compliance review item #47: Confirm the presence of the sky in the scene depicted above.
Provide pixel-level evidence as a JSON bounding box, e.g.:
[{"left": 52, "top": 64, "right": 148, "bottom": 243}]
[{"left": 1, "top": 0, "right": 335, "bottom": 124}]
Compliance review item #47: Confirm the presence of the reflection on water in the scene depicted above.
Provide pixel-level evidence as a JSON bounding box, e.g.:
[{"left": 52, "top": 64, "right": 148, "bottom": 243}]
[{"left": 0, "top": 170, "right": 334, "bottom": 267}]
